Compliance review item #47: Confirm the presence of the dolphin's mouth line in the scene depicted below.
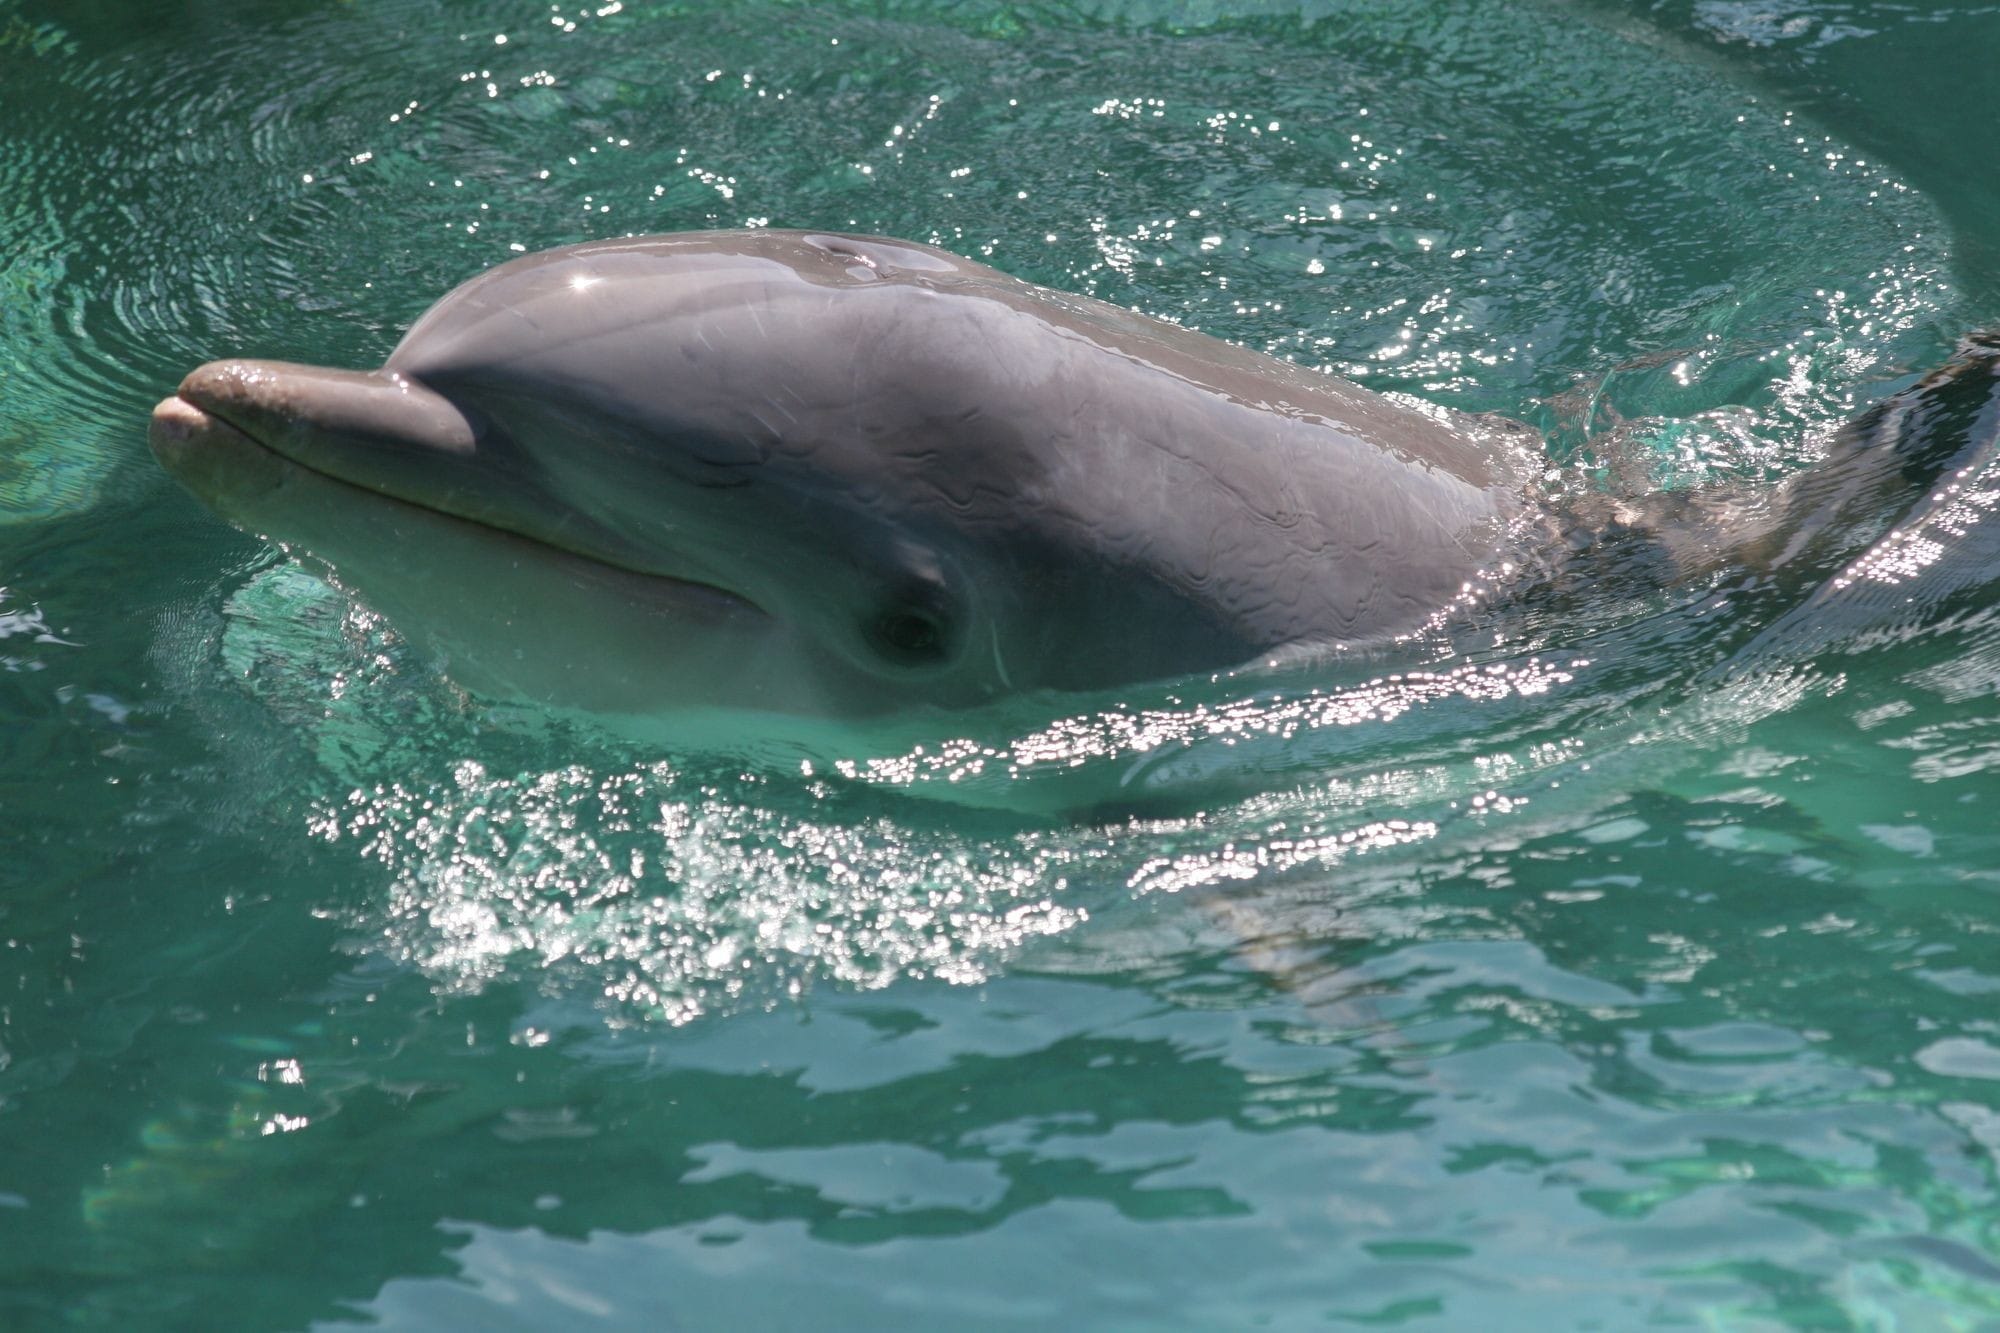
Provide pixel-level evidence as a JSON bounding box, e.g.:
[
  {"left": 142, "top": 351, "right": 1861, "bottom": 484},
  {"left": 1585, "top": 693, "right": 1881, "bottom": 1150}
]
[{"left": 172, "top": 394, "right": 767, "bottom": 618}]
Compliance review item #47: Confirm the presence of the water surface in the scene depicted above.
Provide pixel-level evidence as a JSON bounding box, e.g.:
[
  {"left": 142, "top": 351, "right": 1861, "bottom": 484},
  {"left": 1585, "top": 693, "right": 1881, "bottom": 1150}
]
[{"left": 4, "top": 0, "right": 2000, "bottom": 1327}]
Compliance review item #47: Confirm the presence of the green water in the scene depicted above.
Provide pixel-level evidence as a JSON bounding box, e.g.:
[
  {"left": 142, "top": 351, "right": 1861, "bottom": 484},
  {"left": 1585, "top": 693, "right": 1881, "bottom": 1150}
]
[{"left": 5, "top": 0, "right": 2000, "bottom": 1327}]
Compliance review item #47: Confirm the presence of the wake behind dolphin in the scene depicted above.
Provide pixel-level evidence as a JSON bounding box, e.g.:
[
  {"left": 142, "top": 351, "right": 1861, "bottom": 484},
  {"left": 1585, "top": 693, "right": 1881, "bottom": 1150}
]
[{"left": 148, "top": 230, "right": 2000, "bottom": 779}]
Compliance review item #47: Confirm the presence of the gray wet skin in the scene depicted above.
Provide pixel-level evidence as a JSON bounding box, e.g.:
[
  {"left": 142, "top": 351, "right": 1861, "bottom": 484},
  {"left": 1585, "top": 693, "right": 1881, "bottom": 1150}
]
[{"left": 150, "top": 231, "right": 1537, "bottom": 721}]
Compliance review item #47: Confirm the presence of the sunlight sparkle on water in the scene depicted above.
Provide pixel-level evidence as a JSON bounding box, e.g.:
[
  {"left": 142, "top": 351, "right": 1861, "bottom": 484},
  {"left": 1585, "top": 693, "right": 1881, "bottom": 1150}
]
[
  {"left": 310, "top": 762, "right": 1094, "bottom": 1023},
  {"left": 838, "top": 657, "right": 1584, "bottom": 790}
]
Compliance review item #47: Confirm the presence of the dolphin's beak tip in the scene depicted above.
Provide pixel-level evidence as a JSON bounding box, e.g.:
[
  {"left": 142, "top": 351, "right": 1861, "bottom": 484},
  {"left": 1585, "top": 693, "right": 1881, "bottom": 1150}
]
[
  {"left": 148, "top": 393, "right": 209, "bottom": 461},
  {"left": 146, "top": 385, "right": 286, "bottom": 503}
]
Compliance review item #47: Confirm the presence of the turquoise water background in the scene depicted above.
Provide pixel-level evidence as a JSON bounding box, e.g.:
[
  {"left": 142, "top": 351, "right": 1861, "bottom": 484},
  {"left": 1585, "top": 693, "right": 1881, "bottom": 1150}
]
[{"left": 6, "top": 0, "right": 2000, "bottom": 1326}]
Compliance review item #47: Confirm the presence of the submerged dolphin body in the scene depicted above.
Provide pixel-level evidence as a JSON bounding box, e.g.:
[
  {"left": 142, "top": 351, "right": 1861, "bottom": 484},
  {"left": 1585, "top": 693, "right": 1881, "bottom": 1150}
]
[{"left": 149, "top": 231, "right": 1537, "bottom": 727}]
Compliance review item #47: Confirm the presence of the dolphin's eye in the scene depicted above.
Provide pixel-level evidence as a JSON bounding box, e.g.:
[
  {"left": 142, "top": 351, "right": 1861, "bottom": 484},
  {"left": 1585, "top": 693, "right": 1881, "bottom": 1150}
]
[
  {"left": 865, "top": 575, "right": 961, "bottom": 670},
  {"left": 869, "top": 607, "right": 950, "bottom": 666}
]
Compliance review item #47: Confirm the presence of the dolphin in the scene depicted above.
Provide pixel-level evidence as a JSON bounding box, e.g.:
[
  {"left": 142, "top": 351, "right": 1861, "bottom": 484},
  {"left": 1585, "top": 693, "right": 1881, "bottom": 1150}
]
[
  {"left": 147, "top": 230, "right": 1999, "bottom": 751},
  {"left": 148, "top": 231, "right": 1538, "bottom": 724}
]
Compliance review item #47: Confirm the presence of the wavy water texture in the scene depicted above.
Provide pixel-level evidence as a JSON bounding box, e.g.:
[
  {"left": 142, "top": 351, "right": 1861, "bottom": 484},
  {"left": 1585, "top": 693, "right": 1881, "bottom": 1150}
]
[{"left": 4, "top": 0, "right": 2000, "bottom": 1329}]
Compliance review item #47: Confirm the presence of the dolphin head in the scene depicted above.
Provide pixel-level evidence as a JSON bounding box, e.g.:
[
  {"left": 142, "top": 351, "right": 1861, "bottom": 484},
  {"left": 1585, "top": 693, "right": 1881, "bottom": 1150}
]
[{"left": 150, "top": 232, "right": 1262, "bottom": 727}]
